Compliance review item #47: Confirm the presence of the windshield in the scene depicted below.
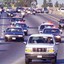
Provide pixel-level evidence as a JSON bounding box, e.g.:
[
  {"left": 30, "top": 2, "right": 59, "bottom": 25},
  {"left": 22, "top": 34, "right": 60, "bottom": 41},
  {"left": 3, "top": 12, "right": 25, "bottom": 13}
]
[
  {"left": 43, "top": 29, "right": 60, "bottom": 34},
  {"left": 6, "top": 28, "right": 22, "bottom": 32},
  {"left": 60, "top": 19, "right": 64, "bottom": 23},
  {"left": 40, "top": 25, "right": 53, "bottom": 30},
  {"left": 11, "top": 18, "right": 23, "bottom": 21},
  {"left": 28, "top": 36, "right": 53, "bottom": 44}
]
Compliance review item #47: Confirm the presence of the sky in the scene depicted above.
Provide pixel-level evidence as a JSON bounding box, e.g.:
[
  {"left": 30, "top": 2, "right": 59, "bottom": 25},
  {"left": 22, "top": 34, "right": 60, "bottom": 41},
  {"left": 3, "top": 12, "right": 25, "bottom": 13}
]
[{"left": 37, "top": 0, "right": 64, "bottom": 5}]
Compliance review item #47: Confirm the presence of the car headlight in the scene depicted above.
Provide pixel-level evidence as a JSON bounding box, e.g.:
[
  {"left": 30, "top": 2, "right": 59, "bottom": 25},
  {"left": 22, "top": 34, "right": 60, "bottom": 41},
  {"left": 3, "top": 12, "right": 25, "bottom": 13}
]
[
  {"left": 18, "top": 9, "right": 21, "bottom": 11},
  {"left": 8, "top": 13, "right": 11, "bottom": 15},
  {"left": 25, "top": 48, "right": 32, "bottom": 52},
  {"left": 48, "top": 48, "right": 54, "bottom": 53},
  {"left": 24, "top": 30, "right": 27, "bottom": 32},
  {"left": 55, "top": 36, "right": 61, "bottom": 38},
  {"left": 21, "top": 12, "right": 25, "bottom": 15},
  {"left": 18, "top": 35, "right": 23, "bottom": 37},
  {"left": 5, "top": 35, "right": 10, "bottom": 37}
]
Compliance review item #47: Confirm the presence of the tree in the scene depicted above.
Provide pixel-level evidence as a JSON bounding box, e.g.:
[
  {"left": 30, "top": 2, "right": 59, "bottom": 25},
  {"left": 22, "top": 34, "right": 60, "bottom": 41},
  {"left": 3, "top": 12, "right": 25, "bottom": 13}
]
[
  {"left": 55, "top": 1, "right": 59, "bottom": 7},
  {"left": 43, "top": 0, "right": 47, "bottom": 7}
]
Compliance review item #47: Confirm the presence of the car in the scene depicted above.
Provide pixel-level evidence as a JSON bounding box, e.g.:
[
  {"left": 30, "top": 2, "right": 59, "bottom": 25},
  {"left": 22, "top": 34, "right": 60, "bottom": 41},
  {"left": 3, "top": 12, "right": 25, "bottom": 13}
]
[
  {"left": 15, "top": 23, "right": 28, "bottom": 35},
  {"left": 38, "top": 22, "right": 55, "bottom": 33},
  {"left": 25, "top": 34, "right": 58, "bottom": 64},
  {"left": 59, "top": 18, "right": 64, "bottom": 29},
  {"left": 42, "top": 27, "right": 61, "bottom": 43},
  {"left": 35, "top": 8, "right": 42, "bottom": 13},
  {"left": 11, "top": 17, "right": 25, "bottom": 25},
  {"left": 42, "top": 7, "right": 49, "bottom": 13},
  {"left": 7, "top": 11, "right": 16, "bottom": 17},
  {"left": 16, "top": 7, "right": 24, "bottom": 13},
  {"left": 4, "top": 27, "right": 24, "bottom": 42}
]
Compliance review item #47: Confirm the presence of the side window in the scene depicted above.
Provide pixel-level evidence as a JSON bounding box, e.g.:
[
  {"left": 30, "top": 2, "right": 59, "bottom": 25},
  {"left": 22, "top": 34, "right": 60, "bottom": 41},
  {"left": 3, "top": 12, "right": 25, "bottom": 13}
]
[
  {"left": 40, "top": 25, "right": 44, "bottom": 30},
  {"left": 47, "top": 37, "right": 53, "bottom": 44}
]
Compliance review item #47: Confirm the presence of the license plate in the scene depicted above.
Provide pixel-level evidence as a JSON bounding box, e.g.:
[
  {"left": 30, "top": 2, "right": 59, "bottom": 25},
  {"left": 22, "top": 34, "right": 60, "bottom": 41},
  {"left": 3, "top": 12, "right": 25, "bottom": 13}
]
[
  {"left": 37, "top": 55, "right": 42, "bottom": 58},
  {"left": 12, "top": 37, "right": 16, "bottom": 40}
]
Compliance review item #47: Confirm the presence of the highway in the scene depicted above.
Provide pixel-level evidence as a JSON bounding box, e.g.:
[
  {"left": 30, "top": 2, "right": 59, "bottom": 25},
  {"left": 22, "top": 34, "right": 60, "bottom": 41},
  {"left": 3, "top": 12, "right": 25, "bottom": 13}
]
[{"left": 0, "top": 12, "right": 64, "bottom": 64}]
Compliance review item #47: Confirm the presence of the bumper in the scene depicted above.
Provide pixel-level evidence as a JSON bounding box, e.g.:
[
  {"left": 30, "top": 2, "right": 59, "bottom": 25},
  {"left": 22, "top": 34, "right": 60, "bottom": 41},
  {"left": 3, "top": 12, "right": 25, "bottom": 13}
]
[
  {"left": 5, "top": 36, "right": 24, "bottom": 42},
  {"left": 25, "top": 54, "right": 56, "bottom": 59}
]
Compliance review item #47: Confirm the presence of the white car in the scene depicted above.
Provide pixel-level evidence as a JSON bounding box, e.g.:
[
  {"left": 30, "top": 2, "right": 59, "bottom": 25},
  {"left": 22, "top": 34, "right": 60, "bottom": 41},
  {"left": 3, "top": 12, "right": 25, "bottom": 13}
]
[
  {"left": 25, "top": 34, "right": 59, "bottom": 64},
  {"left": 38, "top": 22, "right": 55, "bottom": 33}
]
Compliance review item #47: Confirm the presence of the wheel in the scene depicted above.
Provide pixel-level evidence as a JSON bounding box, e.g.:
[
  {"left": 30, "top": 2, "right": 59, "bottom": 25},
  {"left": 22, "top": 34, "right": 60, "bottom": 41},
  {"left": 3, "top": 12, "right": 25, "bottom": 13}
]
[
  {"left": 25, "top": 58, "right": 32, "bottom": 64},
  {"left": 25, "top": 32, "right": 28, "bottom": 36},
  {"left": 51, "top": 55, "right": 57, "bottom": 64},
  {"left": 59, "top": 25, "right": 61, "bottom": 28},
  {"left": 5, "top": 37, "right": 8, "bottom": 42}
]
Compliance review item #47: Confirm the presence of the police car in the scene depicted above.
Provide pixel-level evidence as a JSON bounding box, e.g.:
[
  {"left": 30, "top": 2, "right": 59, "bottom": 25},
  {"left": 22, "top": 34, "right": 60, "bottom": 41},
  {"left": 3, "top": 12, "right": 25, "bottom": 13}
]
[
  {"left": 25, "top": 34, "right": 58, "bottom": 64},
  {"left": 4, "top": 27, "right": 24, "bottom": 42},
  {"left": 11, "top": 17, "right": 25, "bottom": 25},
  {"left": 59, "top": 18, "right": 64, "bottom": 29},
  {"left": 15, "top": 23, "right": 28, "bottom": 35},
  {"left": 38, "top": 22, "right": 55, "bottom": 33},
  {"left": 42, "top": 27, "right": 61, "bottom": 43}
]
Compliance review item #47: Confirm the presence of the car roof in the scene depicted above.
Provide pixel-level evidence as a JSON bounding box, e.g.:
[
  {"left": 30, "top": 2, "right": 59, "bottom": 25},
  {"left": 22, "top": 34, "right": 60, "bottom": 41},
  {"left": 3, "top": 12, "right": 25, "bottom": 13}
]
[
  {"left": 30, "top": 34, "right": 53, "bottom": 37},
  {"left": 40, "top": 22, "right": 54, "bottom": 25},
  {"left": 43, "top": 27, "right": 59, "bottom": 29}
]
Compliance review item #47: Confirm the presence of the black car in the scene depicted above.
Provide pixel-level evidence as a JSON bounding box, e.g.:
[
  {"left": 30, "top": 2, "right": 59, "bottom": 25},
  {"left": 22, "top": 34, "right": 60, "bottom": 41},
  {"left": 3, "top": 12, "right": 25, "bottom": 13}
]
[
  {"left": 59, "top": 19, "right": 64, "bottom": 29},
  {"left": 4, "top": 27, "right": 24, "bottom": 42},
  {"left": 15, "top": 23, "right": 28, "bottom": 35},
  {"left": 42, "top": 8, "right": 49, "bottom": 13}
]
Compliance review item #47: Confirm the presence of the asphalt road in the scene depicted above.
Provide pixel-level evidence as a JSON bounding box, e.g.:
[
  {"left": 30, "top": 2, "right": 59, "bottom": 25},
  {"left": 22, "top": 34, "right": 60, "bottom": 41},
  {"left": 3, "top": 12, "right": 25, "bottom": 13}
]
[{"left": 0, "top": 12, "right": 64, "bottom": 64}]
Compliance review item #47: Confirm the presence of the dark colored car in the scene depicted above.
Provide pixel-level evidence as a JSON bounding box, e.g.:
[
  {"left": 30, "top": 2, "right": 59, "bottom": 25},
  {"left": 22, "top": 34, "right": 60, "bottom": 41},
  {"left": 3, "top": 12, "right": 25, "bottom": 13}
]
[
  {"left": 59, "top": 19, "right": 64, "bottom": 29},
  {"left": 7, "top": 11, "right": 16, "bottom": 17},
  {"left": 16, "top": 7, "right": 24, "bottom": 13},
  {"left": 11, "top": 18, "right": 25, "bottom": 25},
  {"left": 42, "top": 8, "right": 49, "bottom": 13},
  {"left": 15, "top": 23, "right": 28, "bottom": 35},
  {"left": 4, "top": 27, "right": 24, "bottom": 42}
]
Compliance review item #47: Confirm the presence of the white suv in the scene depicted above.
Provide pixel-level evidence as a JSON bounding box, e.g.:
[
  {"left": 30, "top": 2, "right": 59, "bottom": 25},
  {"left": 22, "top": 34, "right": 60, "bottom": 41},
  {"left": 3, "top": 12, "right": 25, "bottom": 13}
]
[{"left": 25, "top": 34, "right": 59, "bottom": 64}]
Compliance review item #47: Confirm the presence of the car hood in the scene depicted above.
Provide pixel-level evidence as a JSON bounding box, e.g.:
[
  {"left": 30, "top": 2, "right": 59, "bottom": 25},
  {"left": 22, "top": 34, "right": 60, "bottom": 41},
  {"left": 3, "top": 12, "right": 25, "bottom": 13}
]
[
  {"left": 5, "top": 32, "right": 23, "bottom": 35},
  {"left": 26, "top": 44, "right": 54, "bottom": 48}
]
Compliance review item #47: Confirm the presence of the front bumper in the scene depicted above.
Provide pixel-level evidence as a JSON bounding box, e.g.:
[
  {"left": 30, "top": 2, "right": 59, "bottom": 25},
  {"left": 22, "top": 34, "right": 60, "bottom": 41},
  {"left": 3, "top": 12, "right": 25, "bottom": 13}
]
[
  {"left": 25, "top": 54, "right": 56, "bottom": 59},
  {"left": 5, "top": 36, "right": 24, "bottom": 42}
]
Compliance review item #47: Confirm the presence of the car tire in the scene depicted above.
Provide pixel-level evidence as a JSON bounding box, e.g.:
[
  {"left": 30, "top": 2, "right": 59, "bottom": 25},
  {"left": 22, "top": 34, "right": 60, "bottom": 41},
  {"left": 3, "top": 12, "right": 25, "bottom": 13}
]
[
  {"left": 51, "top": 55, "right": 57, "bottom": 64},
  {"left": 5, "top": 37, "right": 8, "bottom": 42},
  {"left": 25, "top": 58, "right": 32, "bottom": 64},
  {"left": 59, "top": 39, "right": 61, "bottom": 43},
  {"left": 59, "top": 25, "right": 61, "bottom": 29},
  {"left": 25, "top": 32, "right": 28, "bottom": 36}
]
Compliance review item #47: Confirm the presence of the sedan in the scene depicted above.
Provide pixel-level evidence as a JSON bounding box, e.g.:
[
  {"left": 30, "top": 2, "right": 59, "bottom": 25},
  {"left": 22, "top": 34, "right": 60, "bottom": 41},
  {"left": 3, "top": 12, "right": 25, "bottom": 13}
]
[
  {"left": 4, "top": 27, "right": 24, "bottom": 42},
  {"left": 42, "top": 27, "right": 61, "bottom": 43},
  {"left": 15, "top": 23, "right": 28, "bottom": 35}
]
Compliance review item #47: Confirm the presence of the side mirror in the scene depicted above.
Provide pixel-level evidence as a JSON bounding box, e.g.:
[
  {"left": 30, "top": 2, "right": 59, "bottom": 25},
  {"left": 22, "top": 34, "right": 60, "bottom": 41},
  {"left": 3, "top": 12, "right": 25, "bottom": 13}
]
[
  {"left": 55, "top": 42, "right": 59, "bottom": 45},
  {"left": 27, "top": 26, "right": 29, "bottom": 28},
  {"left": 23, "top": 42, "right": 27, "bottom": 45}
]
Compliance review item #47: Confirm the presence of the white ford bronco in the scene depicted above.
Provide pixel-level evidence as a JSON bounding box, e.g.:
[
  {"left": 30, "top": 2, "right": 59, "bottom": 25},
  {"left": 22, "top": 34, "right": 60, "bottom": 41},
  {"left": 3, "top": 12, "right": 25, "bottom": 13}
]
[{"left": 25, "top": 34, "right": 59, "bottom": 64}]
